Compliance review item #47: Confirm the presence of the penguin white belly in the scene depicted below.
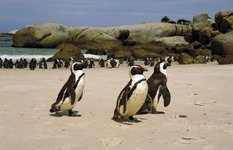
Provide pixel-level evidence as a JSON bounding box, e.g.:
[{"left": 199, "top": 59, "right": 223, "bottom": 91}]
[
  {"left": 120, "top": 81, "right": 148, "bottom": 116},
  {"left": 58, "top": 97, "right": 75, "bottom": 111}
]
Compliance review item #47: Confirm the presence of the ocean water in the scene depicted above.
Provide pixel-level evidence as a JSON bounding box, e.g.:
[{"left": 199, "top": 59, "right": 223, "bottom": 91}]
[{"left": 0, "top": 36, "right": 59, "bottom": 62}]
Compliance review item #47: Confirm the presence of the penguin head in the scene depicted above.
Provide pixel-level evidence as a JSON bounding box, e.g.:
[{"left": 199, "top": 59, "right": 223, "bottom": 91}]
[
  {"left": 71, "top": 62, "right": 83, "bottom": 73},
  {"left": 165, "top": 56, "right": 173, "bottom": 66},
  {"left": 154, "top": 62, "right": 167, "bottom": 76},
  {"left": 130, "top": 65, "right": 148, "bottom": 76}
]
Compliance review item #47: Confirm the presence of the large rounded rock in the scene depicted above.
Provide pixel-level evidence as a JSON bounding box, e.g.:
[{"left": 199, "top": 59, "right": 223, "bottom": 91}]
[
  {"left": 216, "top": 55, "right": 233, "bottom": 64},
  {"left": 13, "top": 24, "right": 69, "bottom": 47},
  {"left": 211, "top": 31, "right": 233, "bottom": 55},
  {"left": 53, "top": 43, "right": 84, "bottom": 60},
  {"left": 132, "top": 49, "right": 161, "bottom": 59},
  {"left": 68, "top": 27, "right": 123, "bottom": 50},
  {"left": 154, "top": 36, "right": 190, "bottom": 48},
  {"left": 113, "top": 49, "right": 132, "bottom": 58},
  {"left": 121, "top": 23, "right": 192, "bottom": 43},
  {"left": 215, "top": 9, "right": 233, "bottom": 33},
  {"left": 192, "top": 13, "right": 214, "bottom": 44},
  {"left": 13, "top": 23, "right": 192, "bottom": 55},
  {"left": 13, "top": 23, "right": 125, "bottom": 50},
  {"left": 177, "top": 53, "right": 193, "bottom": 64},
  {"left": 193, "top": 55, "right": 207, "bottom": 64}
]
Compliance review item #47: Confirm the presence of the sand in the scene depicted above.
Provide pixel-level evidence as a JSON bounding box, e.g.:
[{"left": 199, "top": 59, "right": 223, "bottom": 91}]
[{"left": 0, "top": 61, "right": 233, "bottom": 150}]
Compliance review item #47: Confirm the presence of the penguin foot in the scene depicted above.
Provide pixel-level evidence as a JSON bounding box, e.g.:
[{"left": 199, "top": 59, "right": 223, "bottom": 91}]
[
  {"left": 151, "top": 108, "right": 157, "bottom": 114},
  {"left": 50, "top": 106, "right": 62, "bottom": 117},
  {"left": 112, "top": 116, "right": 120, "bottom": 121},
  {"left": 112, "top": 114, "right": 122, "bottom": 121},
  {"left": 128, "top": 116, "right": 141, "bottom": 123},
  {"left": 112, "top": 109, "right": 121, "bottom": 120},
  {"left": 55, "top": 112, "right": 62, "bottom": 117},
  {"left": 68, "top": 110, "right": 81, "bottom": 117},
  {"left": 137, "top": 109, "right": 149, "bottom": 114},
  {"left": 50, "top": 106, "right": 57, "bottom": 113},
  {"left": 49, "top": 108, "right": 54, "bottom": 113},
  {"left": 68, "top": 110, "right": 74, "bottom": 116},
  {"left": 129, "top": 116, "right": 134, "bottom": 120}
]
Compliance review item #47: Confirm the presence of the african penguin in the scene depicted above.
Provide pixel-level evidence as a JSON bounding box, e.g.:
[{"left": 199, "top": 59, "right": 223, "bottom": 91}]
[
  {"left": 50, "top": 62, "right": 85, "bottom": 116},
  {"left": 113, "top": 65, "right": 148, "bottom": 121},
  {"left": 138, "top": 61, "right": 171, "bottom": 114}
]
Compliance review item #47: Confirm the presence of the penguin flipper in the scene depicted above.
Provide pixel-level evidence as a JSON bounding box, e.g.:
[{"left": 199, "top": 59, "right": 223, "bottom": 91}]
[
  {"left": 53, "top": 75, "right": 74, "bottom": 105},
  {"left": 117, "top": 88, "right": 128, "bottom": 114},
  {"left": 117, "top": 80, "right": 132, "bottom": 114},
  {"left": 66, "top": 86, "right": 76, "bottom": 105},
  {"left": 52, "top": 84, "right": 68, "bottom": 107},
  {"left": 159, "top": 85, "right": 171, "bottom": 107},
  {"left": 78, "top": 92, "right": 83, "bottom": 101}
]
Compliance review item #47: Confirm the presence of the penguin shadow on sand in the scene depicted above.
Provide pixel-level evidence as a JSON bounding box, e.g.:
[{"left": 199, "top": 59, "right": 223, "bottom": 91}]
[
  {"left": 49, "top": 110, "right": 82, "bottom": 117},
  {"left": 137, "top": 109, "right": 165, "bottom": 115},
  {"left": 111, "top": 116, "right": 143, "bottom": 125}
]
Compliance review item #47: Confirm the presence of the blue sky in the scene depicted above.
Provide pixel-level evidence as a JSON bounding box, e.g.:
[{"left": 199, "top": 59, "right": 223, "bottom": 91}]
[{"left": 1, "top": 0, "right": 232, "bottom": 32}]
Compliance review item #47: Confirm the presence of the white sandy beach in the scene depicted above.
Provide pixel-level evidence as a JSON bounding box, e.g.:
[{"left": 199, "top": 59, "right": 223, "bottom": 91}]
[{"left": 0, "top": 61, "right": 233, "bottom": 150}]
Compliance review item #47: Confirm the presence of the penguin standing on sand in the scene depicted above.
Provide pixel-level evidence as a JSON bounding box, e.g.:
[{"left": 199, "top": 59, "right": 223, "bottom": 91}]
[
  {"left": 138, "top": 61, "right": 171, "bottom": 114},
  {"left": 29, "top": 58, "right": 37, "bottom": 70},
  {"left": 113, "top": 65, "right": 148, "bottom": 121},
  {"left": 50, "top": 62, "right": 85, "bottom": 116}
]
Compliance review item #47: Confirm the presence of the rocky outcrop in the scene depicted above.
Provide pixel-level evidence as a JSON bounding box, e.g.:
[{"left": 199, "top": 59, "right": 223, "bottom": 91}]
[
  {"left": 211, "top": 31, "right": 233, "bottom": 55},
  {"left": 13, "top": 24, "right": 124, "bottom": 50},
  {"left": 11, "top": 9, "right": 233, "bottom": 64},
  {"left": 216, "top": 55, "right": 233, "bottom": 64},
  {"left": 192, "top": 13, "right": 215, "bottom": 44},
  {"left": 13, "top": 23, "right": 191, "bottom": 58},
  {"left": 177, "top": 53, "right": 194, "bottom": 64},
  {"left": 193, "top": 55, "right": 207, "bottom": 64},
  {"left": 53, "top": 43, "right": 84, "bottom": 60},
  {"left": 120, "top": 23, "right": 191, "bottom": 43},
  {"left": 153, "top": 36, "right": 190, "bottom": 48},
  {"left": 215, "top": 9, "right": 233, "bottom": 33},
  {"left": 208, "top": 10, "right": 233, "bottom": 64},
  {"left": 13, "top": 24, "right": 70, "bottom": 48}
]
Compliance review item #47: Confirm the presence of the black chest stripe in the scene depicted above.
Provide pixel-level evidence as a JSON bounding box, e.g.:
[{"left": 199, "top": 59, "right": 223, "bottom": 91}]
[
  {"left": 127, "top": 78, "right": 146, "bottom": 99},
  {"left": 73, "top": 73, "right": 85, "bottom": 89},
  {"left": 62, "top": 73, "right": 85, "bottom": 103}
]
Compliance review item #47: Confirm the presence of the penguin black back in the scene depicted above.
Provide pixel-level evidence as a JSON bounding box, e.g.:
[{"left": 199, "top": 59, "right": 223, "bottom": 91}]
[
  {"left": 147, "top": 62, "right": 167, "bottom": 101},
  {"left": 138, "top": 61, "right": 171, "bottom": 114}
]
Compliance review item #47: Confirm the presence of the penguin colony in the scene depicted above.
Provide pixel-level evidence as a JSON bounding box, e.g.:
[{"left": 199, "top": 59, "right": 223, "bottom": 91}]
[{"left": 49, "top": 59, "right": 171, "bottom": 122}]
